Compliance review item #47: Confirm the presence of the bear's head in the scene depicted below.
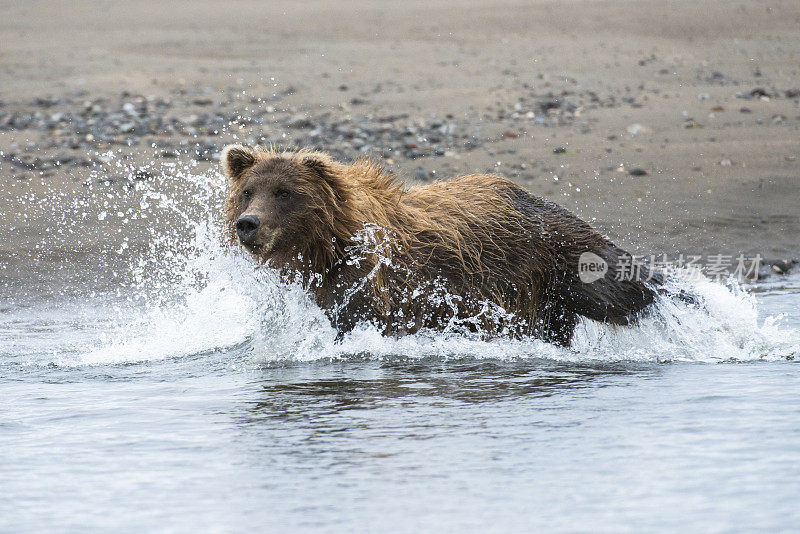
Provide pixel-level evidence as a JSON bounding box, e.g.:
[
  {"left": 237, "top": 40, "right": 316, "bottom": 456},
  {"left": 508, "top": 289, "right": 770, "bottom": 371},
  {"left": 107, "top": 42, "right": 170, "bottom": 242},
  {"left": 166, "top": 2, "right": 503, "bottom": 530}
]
[{"left": 221, "top": 145, "right": 353, "bottom": 272}]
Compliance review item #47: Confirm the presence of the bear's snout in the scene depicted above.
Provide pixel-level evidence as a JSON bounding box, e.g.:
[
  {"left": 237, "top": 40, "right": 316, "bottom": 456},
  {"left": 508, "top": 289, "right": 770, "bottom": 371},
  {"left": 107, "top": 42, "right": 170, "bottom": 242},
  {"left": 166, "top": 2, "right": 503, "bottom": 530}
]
[{"left": 236, "top": 214, "right": 261, "bottom": 243}]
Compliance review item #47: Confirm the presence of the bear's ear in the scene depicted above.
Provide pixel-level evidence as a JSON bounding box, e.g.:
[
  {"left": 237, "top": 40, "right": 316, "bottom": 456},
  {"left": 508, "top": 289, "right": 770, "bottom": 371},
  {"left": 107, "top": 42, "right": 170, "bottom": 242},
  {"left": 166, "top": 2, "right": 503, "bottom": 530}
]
[
  {"left": 221, "top": 144, "right": 256, "bottom": 180},
  {"left": 301, "top": 153, "right": 346, "bottom": 204},
  {"left": 300, "top": 153, "right": 335, "bottom": 181}
]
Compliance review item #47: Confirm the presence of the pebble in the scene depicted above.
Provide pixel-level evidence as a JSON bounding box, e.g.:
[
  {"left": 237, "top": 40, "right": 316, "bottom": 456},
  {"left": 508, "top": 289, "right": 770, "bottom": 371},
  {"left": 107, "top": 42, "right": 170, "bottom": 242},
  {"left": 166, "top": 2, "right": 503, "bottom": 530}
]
[
  {"left": 626, "top": 123, "right": 651, "bottom": 136},
  {"left": 770, "top": 260, "right": 796, "bottom": 275},
  {"left": 286, "top": 114, "right": 312, "bottom": 128}
]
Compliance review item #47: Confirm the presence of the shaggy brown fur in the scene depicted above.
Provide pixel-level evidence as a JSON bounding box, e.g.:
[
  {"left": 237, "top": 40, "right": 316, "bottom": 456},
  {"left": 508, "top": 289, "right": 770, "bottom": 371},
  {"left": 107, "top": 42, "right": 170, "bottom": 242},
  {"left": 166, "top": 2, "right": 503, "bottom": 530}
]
[{"left": 221, "top": 145, "right": 658, "bottom": 345}]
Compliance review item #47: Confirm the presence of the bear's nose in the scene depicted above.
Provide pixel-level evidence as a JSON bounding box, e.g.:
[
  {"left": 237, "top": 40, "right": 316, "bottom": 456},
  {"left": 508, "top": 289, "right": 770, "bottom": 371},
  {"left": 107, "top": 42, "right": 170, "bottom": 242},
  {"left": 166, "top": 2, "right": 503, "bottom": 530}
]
[{"left": 236, "top": 214, "right": 260, "bottom": 241}]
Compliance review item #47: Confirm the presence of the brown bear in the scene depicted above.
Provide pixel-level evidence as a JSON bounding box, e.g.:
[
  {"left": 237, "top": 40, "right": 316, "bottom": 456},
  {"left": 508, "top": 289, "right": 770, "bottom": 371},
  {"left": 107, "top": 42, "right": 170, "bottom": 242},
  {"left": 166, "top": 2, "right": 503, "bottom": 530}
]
[{"left": 221, "top": 145, "right": 659, "bottom": 345}]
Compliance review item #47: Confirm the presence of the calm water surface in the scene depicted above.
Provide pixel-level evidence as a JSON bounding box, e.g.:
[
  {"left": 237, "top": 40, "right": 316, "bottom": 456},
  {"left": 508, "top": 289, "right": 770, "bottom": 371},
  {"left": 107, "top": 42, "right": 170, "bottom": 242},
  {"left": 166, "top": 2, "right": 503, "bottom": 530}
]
[{"left": 2, "top": 274, "right": 799, "bottom": 533}]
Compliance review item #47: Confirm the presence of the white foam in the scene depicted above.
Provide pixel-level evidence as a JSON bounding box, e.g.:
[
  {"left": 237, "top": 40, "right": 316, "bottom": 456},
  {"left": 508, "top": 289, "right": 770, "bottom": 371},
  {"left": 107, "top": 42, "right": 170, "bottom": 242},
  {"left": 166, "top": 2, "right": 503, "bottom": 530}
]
[{"left": 571, "top": 274, "right": 798, "bottom": 362}]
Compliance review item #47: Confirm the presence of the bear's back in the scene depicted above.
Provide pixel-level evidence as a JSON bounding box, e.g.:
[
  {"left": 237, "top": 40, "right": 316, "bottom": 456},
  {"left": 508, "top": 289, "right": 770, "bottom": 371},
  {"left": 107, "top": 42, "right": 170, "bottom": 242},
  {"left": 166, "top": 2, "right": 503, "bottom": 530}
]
[{"left": 393, "top": 174, "right": 545, "bottom": 290}]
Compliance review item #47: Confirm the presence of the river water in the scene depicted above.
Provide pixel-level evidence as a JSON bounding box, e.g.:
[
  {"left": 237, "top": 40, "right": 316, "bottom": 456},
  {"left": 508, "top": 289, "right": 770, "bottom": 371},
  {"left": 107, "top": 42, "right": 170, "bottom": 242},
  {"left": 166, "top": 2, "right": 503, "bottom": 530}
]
[{"left": 1, "top": 167, "right": 799, "bottom": 532}]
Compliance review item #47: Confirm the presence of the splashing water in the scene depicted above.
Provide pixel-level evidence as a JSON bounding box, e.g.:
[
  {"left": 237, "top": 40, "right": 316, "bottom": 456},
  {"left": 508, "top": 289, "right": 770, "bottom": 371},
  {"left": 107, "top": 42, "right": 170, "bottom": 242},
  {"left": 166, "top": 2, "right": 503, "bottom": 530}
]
[
  {"left": 3, "top": 160, "right": 798, "bottom": 368},
  {"left": 3, "top": 153, "right": 800, "bottom": 534}
]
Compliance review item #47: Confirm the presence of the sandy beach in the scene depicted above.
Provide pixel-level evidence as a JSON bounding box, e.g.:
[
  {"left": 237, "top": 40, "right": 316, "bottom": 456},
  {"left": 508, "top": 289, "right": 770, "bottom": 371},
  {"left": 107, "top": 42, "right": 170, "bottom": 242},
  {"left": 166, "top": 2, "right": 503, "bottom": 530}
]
[{"left": 1, "top": 0, "right": 798, "bottom": 288}]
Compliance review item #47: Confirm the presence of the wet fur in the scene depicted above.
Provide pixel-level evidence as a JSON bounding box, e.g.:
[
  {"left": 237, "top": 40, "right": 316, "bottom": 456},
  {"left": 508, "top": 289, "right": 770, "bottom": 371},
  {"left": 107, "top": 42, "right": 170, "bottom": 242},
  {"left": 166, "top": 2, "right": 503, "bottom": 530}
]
[{"left": 222, "top": 146, "right": 658, "bottom": 346}]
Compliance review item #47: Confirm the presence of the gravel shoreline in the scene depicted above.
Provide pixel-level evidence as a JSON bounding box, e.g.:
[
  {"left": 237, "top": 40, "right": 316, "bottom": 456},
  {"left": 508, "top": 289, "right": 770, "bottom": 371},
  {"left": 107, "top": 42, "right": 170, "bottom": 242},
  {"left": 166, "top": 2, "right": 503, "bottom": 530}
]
[{"left": 1, "top": 82, "right": 799, "bottom": 279}]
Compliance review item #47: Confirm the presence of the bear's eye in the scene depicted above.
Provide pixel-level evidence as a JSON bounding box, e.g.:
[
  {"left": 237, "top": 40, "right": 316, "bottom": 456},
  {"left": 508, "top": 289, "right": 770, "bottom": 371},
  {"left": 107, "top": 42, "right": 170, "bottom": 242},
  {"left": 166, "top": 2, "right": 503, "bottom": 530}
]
[
  {"left": 241, "top": 189, "right": 252, "bottom": 201},
  {"left": 276, "top": 189, "right": 290, "bottom": 199}
]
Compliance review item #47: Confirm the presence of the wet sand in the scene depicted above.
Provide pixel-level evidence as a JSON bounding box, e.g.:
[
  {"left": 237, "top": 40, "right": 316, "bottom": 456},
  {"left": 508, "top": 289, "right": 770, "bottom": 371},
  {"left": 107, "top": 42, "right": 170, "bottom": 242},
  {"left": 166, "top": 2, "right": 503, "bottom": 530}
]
[{"left": 1, "top": 0, "right": 799, "bottom": 288}]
